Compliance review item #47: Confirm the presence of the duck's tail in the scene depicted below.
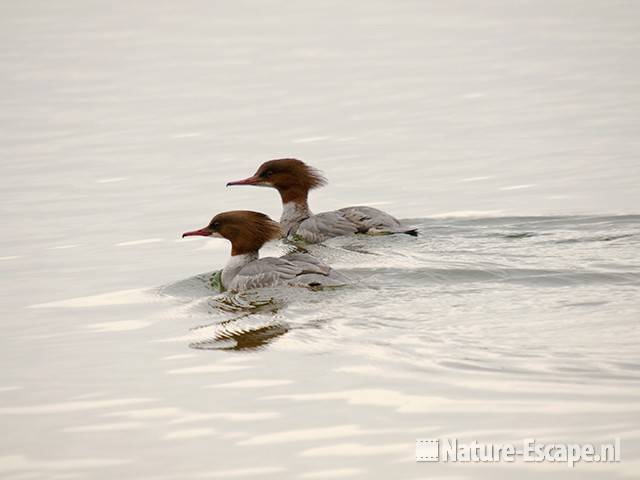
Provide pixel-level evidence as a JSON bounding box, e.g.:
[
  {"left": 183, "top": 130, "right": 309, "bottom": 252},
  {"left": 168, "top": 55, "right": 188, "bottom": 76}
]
[{"left": 367, "top": 226, "right": 419, "bottom": 237}]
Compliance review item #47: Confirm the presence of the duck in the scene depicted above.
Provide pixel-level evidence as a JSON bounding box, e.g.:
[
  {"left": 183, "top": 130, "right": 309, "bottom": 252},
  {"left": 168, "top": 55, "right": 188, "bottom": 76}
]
[
  {"left": 182, "top": 210, "right": 348, "bottom": 291},
  {"left": 226, "top": 158, "right": 418, "bottom": 243}
]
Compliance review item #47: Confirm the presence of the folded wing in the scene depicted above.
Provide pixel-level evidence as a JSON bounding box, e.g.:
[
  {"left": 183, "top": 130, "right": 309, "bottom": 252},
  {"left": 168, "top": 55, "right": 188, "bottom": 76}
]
[
  {"left": 228, "top": 254, "right": 347, "bottom": 291},
  {"left": 295, "top": 212, "right": 360, "bottom": 243},
  {"left": 294, "top": 206, "right": 416, "bottom": 243}
]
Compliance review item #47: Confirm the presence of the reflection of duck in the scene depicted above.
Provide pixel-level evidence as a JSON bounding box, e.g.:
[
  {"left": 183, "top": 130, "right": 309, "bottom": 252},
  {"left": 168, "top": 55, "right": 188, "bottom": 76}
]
[
  {"left": 227, "top": 158, "right": 418, "bottom": 243},
  {"left": 188, "top": 293, "right": 288, "bottom": 351},
  {"left": 182, "top": 210, "right": 347, "bottom": 291},
  {"left": 190, "top": 319, "right": 289, "bottom": 351}
]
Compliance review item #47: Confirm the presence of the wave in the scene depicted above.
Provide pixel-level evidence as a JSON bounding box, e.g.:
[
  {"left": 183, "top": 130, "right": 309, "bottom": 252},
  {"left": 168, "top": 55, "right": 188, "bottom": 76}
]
[{"left": 347, "top": 266, "right": 640, "bottom": 287}]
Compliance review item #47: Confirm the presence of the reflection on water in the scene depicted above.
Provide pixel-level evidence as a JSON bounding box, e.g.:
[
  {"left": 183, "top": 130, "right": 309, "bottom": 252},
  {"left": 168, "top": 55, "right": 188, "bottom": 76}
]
[
  {"left": 174, "top": 216, "right": 638, "bottom": 476},
  {"left": 190, "top": 323, "right": 290, "bottom": 351},
  {"left": 2, "top": 214, "right": 640, "bottom": 478},
  {"left": 160, "top": 282, "right": 291, "bottom": 350}
]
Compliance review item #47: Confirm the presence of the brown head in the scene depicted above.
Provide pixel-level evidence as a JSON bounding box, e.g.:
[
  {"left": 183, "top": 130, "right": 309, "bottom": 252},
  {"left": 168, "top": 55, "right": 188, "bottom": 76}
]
[
  {"left": 182, "top": 210, "right": 282, "bottom": 255},
  {"left": 226, "top": 158, "right": 327, "bottom": 204}
]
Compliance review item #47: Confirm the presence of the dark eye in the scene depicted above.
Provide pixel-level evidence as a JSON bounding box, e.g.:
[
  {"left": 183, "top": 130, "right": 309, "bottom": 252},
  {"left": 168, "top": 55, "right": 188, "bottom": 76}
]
[
  {"left": 262, "top": 170, "right": 273, "bottom": 178},
  {"left": 210, "top": 221, "right": 220, "bottom": 229}
]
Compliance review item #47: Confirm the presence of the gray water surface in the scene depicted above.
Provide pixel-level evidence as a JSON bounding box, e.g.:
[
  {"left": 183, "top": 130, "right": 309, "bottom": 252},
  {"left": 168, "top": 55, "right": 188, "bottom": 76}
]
[{"left": 1, "top": 1, "right": 640, "bottom": 479}]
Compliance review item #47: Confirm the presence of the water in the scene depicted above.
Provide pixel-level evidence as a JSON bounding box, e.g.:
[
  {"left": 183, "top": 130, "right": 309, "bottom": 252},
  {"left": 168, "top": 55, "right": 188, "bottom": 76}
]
[{"left": 1, "top": 1, "right": 640, "bottom": 479}]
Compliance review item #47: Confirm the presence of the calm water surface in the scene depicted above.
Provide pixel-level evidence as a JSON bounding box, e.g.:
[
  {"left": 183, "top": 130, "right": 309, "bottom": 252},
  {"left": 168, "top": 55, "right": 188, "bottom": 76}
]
[{"left": 1, "top": 1, "right": 640, "bottom": 479}]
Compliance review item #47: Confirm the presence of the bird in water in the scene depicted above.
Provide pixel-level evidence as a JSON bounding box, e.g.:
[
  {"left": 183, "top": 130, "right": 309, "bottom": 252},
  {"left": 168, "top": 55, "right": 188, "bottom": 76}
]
[
  {"left": 227, "top": 158, "right": 418, "bottom": 243},
  {"left": 182, "top": 210, "right": 348, "bottom": 292}
]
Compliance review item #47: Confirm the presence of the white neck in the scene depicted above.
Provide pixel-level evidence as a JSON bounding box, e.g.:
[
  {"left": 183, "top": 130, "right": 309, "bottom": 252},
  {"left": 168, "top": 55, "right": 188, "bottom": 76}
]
[
  {"left": 221, "top": 252, "right": 258, "bottom": 289},
  {"left": 280, "top": 201, "right": 312, "bottom": 237}
]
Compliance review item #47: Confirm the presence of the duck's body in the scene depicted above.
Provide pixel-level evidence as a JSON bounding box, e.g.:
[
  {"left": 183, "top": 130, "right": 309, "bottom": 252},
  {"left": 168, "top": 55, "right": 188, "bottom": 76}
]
[
  {"left": 183, "top": 211, "right": 347, "bottom": 292},
  {"left": 221, "top": 251, "right": 345, "bottom": 291},
  {"left": 227, "top": 159, "right": 417, "bottom": 244},
  {"left": 282, "top": 202, "right": 416, "bottom": 244}
]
